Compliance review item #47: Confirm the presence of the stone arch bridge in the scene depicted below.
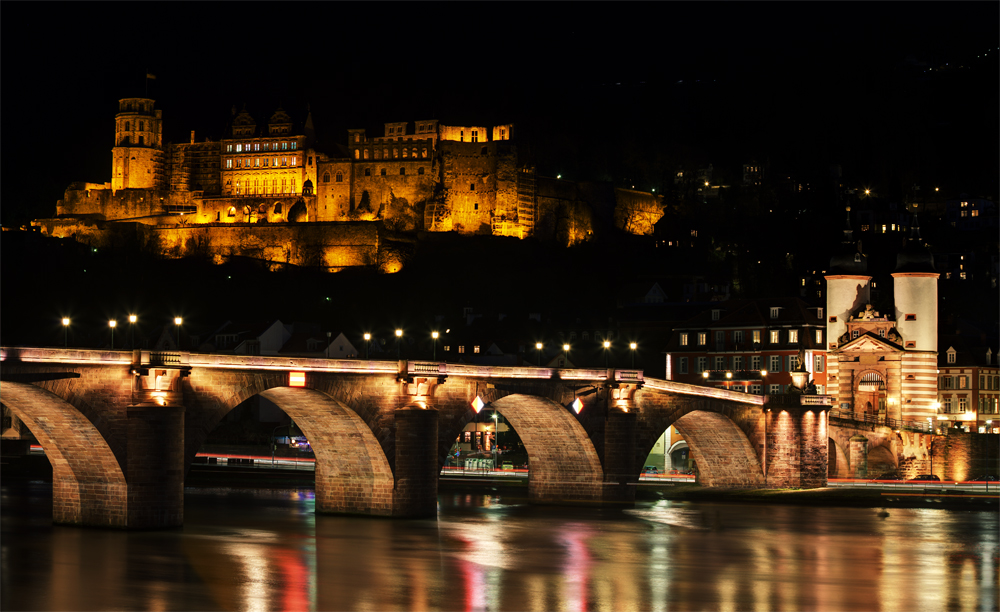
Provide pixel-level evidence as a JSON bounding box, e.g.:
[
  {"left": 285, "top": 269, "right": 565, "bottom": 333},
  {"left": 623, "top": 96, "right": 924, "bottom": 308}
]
[{"left": 0, "top": 347, "right": 829, "bottom": 528}]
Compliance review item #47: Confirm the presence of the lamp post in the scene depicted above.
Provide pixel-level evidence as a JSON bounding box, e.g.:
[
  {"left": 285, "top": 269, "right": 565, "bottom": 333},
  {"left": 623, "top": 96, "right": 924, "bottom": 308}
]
[
  {"left": 432, "top": 331, "right": 439, "bottom": 361},
  {"left": 562, "top": 344, "right": 570, "bottom": 367},
  {"left": 395, "top": 329, "right": 403, "bottom": 360},
  {"left": 725, "top": 370, "right": 733, "bottom": 391},
  {"left": 109, "top": 319, "right": 117, "bottom": 349},
  {"left": 492, "top": 411, "right": 499, "bottom": 473},
  {"left": 630, "top": 342, "right": 637, "bottom": 368},
  {"left": 603, "top": 340, "right": 611, "bottom": 367},
  {"left": 61, "top": 317, "right": 70, "bottom": 347},
  {"left": 174, "top": 317, "right": 182, "bottom": 349},
  {"left": 535, "top": 342, "right": 543, "bottom": 366},
  {"left": 129, "top": 315, "right": 137, "bottom": 350},
  {"left": 760, "top": 369, "right": 767, "bottom": 396},
  {"left": 364, "top": 333, "right": 371, "bottom": 359}
]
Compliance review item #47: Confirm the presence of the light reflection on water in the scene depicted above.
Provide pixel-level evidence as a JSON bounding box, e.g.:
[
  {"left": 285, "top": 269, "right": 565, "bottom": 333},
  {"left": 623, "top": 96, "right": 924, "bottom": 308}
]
[{"left": 2, "top": 482, "right": 997, "bottom": 611}]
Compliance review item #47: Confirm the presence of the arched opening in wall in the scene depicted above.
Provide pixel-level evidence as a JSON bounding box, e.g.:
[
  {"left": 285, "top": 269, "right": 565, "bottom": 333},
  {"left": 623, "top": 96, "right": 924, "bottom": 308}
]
[
  {"left": 288, "top": 200, "right": 307, "bottom": 222},
  {"left": 829, "top": 438, "right": 849, "bottom": 478},
  {"left": 856, "top": 371, "right": 887, "bottom": 419},
  {"left": 187, "top": 387, "right": 393, "bottom": 516},
  {"left": 446, "top": 394, "right": 603, "bottom": 502},
  {"left": 867, "top": 445, "right": 896, "bottom": 476}
]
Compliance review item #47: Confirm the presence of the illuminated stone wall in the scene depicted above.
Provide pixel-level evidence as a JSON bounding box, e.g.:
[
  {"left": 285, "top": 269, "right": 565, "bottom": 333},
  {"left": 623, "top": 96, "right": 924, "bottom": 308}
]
[
  {"left": 613, "top": 188, "right": 664, "bottom": 235},
  {"left": 439, "top": 140, "right": 518, "bottom": 235},
  {"left": 53, "top": 187, "right": 197, "bottom": 221},
  {"left": 315, "top": 159, "right": 353, "bottom": 221}
]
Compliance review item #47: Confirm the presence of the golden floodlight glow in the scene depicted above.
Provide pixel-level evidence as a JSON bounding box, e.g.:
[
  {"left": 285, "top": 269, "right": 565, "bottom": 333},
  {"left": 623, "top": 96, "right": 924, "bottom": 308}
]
[
  {"left": 572, "top": 398, "right": 584, "bottom": 414},
  {"left": 472, "top": 395, "right": 485, "bottom": 413},
  {"left": 289, "top": 371, "right": 306, "bottom": 387}
]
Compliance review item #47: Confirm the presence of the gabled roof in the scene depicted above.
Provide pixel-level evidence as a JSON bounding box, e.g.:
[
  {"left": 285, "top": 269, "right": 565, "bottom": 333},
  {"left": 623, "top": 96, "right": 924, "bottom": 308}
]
[{"left": 837, "top": 332, "right": 904, "bottom": 353}]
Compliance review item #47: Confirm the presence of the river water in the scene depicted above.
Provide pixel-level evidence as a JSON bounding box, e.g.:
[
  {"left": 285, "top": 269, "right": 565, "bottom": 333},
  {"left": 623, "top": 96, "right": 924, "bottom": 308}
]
[{"left": 2, "top": 482, "right": 997, "bottom": 611}]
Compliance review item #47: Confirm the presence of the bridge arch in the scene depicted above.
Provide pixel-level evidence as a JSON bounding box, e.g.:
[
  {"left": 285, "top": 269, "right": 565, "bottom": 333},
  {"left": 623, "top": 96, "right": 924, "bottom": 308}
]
[
  {"left": 0, "top": 382, "right": 127, "bottom": 527},
  {"left": 867, "top": 444, "right": 897, "bottom": 475},
  {"left": 487, "top": 394, "right": 604, "bottom": 503},
  {"left": 829, "top": 438, "right": 850, "bottom": 478},
  {"left": 671, "top": 411, "right": 765, "bottom": 487},
  {"left": 259, "top": 388, "right": 394, "bottom": 515}
]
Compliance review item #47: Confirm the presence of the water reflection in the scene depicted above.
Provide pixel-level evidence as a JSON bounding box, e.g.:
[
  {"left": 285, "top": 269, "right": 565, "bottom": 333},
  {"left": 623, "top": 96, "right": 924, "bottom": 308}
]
[{"left": 2, "top": 483, "right": 997, "bottom": 611}]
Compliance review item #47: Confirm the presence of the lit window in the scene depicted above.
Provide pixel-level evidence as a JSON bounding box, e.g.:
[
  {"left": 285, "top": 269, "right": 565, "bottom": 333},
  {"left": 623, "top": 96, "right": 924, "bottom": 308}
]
[
  {"left": 282, "top": 157, "right": 288, "bottom": 167},
  {"left": 227, "top": 144, "right": 232, "bottom": 152},
  {"left": 770, "top": 330, "right": 779, "bottom": 344},
  {"left": 355, "top": 149, "right": 360, "bottom": 159},
  {"left": 680, "top": 333, "right": 689, "bottom": 346},
  {"left": 474, "top": 346, "right": 480, "bottom": 354},
  {"left": 237, "top": 144, "right": 242, "bottom": 152},
  {"left": 752, "top": 330, "right": 761, "bottom": 344},
  {"left": 788, "top": 330, "right": 798, "bottom": 343},
  {"left": 226, "top": 159, "right": 232, "bottom": 169},
  {"left": 458, "top": 346, "right": 465, "bottom": 353},
  {"left": 422, "top": 148, "right": 428, "bottom": 158},
  {"left": 291, "top": 142, "right": 296, "bottom": 150},
  {"left": 698, "top": 332, "right": 706, "bottom": 345},
  {"left": 282, "top": 142, "right": 288, "bottom": 150},
  {"left": 815, "top": 329, "right": 823, "bottom": 344},
  {"left": 443, "top": 345, "right": 450, "bottom": 352}
]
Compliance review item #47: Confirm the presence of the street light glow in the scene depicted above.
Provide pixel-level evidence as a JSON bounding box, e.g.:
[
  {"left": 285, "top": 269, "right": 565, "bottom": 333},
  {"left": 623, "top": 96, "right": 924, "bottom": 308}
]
[
  {"left": 109, "top": 320, "right": 117, "bottom": 328},
  {"left": 535, "top": 342, "right": 543, "bottom": 350},
  {"left": 364, "top": 333, "right": 371, "bottom": 341},
  {"left": 62, "top": 318, "right": 70, "bottom": 326},
  {"left": 174, "top": 317, "right": 183, "bottom": 325},
  {"left": 603, "top": 340, "right": 611, "bottom": 348},
  {"left": 629, "top": 342, "right": 637, "bottom": 350},
  {"left": 431, "top": 331, "right": 439, "bottom": 339},
  {"left": 563, "top": 344, "right": 570, "bottom": 352},
  {"left": 702, "top": 371, "right": 710, "bottom": 378},
  {"left": 128, "top": 314, "right": 137, "bottom": 323},
  {"left": 395, "top": 329, "right": 403, "bottom": 337}
]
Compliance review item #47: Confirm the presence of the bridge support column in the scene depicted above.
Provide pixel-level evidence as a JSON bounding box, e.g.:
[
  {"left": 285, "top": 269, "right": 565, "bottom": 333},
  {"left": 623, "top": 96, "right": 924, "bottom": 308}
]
[
  {"left": 849, "top": 435, "right": 869, "bottom": 479},
  {"left": 765, "top": 405, "right": 829, "bottom": 488},
  {"left": 393, "top": 405, "right": 438, "bottom": 517},
  {"left": 602, "top": 407, "right": 638, "bottom": 503},
  {"left": 126, "top": 403, "right": 184, "bottom": 528}
]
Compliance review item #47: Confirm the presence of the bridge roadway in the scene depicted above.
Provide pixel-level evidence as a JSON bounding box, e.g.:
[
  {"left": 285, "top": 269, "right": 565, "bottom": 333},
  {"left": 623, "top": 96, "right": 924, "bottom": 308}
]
[{"left": 0, "top": 347, "right": 830, "bottom": 529}]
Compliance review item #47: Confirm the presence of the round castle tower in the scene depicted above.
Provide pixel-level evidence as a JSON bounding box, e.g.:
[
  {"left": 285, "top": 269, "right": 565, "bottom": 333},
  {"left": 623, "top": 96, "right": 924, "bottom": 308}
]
[
  {"left": 111, "top": 97, "right": 164, "bottom": 191},
  {"left": 892, "top": 217, "right": 938, "bottom": 352},
  {"left": 825, "top": 207, "right": 870, "bottom": 350}
]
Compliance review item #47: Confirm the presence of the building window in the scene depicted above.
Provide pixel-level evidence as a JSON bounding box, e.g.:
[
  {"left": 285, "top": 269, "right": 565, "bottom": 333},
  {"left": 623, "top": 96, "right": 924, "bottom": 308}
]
[
  {"left": 380, "top": 168, "right": 386, "bottom": 176},
  {"left": 355, "top": 150, "right": 360, "bottom": 159},
  {"left": 788, "top": 330, "right": 799, "bottom": 343},
  {"left": 770, "top": 330, "right": 780, "bottom": 344},
  {"left": 470, "top": 183, "right": 476, "bottom": 191},
  {"left": 770, "top": 307, "right": 780, "bottom": 319},
  {"left": 472, "top": 130, "right": 479, "bottom": 142},
  {"left": 752, "top": 330, "right": 761, "bottom": 344},
  {"left": 422, "top": 148, "right": 428, "bottom": 158},
  {"left": 733, "top": 330, "right": 743, "bottom": 344},
  {"left": 364, "top": 168, "right": 371, "bottom": 177},
  {"left": 942, "top": 376, "right": 953, "bottom": 389},
  {"left": 418, "top": 167, "right": 425, "bottom": 175},
  {"left": 227, "top": 206, "right": 236, "bottom": 218},
  {"left": 711, "top": 309, "right": 720, "bottom": 321},
  {"left": 959, "top": 397, "right": 968, "bottom": 412},
  {"left": 336, "top": 172, "right": 343, "bottom": 182},
  {"left": 769, "top": 355, "right": 781, "bottom": 373},
  {"left": 815, "top": 355, "right": 824, "bottom": 373},
  {"left": 769, "top": 384, "right": 781, "bottom": 395},
  {"left": 322, "top": 172, "right": 330, "bottom": 183},
  {"left": 751, "top": 355, "right": 762, "bottom": 370},
  {"left": 697, "top": 357, "right": 707, "bottom": 373},
  {"left": 905, "top": 314, "right": 916, "bottom": 321},
  {"left": 751, "top": 384, "right": 762, "bottom": 394},
  {"left": 680, "top": 333, "right": 689, "bottom": 346},
  {"left": 815, "top": 330, "right": 823, "bottom": 344},
  {"left": 474, "top": 203, "right": 479, "bottom": 210},
  {"left": 474, "top": 346, "right": 480, "bottom": 354},
  {"left": 947, "top": 351, "right": 956, "bottom": 364},
  {"left": 375, "top": 150, "right": 381, "bottom": 160},
  {"left": 226, "top": 159, "right": 233, "bottom": 169},
  {"left": 943, "top": 397, "right": 952, "bottom": 412},
  {"left": 715, "top": 331, "right": 725, "bottom": 349},
  {"left": 443, "top": 345, "right": 450, "bottom": 352},
  {"left": 714, "top": 356, "right": 725, "bottom": 370},
  {"left": 959, "top": 376, "right": 968, "bottom": 389},
  {"left": 291, "top": 142, "right": 297, "bottom": 150},
  {"left": 458, "top": 346, "right": 465, "bottom": 354},
  {"left": 400, "top": 167, "right": 406, "bottom": 175},
  {"left": 679, "top": 357, "right": 689, "bottom": 374},
  {"left": 698, "top": 332, "right": 706, "bottom": 346},
  {"left": 733, "top": 356, "right": 743, "bottom": 370}
]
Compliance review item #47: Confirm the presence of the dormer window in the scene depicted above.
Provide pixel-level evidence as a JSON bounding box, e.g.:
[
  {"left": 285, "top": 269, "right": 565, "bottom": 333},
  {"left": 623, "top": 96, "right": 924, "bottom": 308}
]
[
  {"left": 947, "top": 350, "right": 956, "bottom": 364},
  {"left": 711, "top": 309, "right": 720, "bottom": 321},
  {"left": 770, "top": 307, "right": 780, "bottom": 319}
]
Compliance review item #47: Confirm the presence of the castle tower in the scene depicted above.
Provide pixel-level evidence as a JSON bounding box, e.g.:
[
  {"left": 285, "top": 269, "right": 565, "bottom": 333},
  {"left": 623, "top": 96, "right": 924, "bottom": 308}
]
[
  {"left": 825, "top": 207, "right": 870, "bottom": 351},
  {"left": 111, "top": 98, "right": 164, "bottom": 191},
  {"left": 892, "top": 216, "right": 939, "bottom": 422}
]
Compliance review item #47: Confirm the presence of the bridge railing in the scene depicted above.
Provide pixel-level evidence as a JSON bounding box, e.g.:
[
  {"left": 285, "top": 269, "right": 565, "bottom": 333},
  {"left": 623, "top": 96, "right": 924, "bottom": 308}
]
[
  {"left": 643, "top": 378, "right": 765, "bottom": 405},
  {"left": 829, "top": 409, "right": 934, "bottom": 433}
]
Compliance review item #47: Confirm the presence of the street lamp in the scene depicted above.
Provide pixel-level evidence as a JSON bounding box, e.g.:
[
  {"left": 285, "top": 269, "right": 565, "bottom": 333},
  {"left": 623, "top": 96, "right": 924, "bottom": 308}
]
[
  {"left": 174, "top": 317, "right": 182, "bottom": 349},
  {"left": 432, "top": 331, "right": 439, "bottom": 361},
  {"left": 603, "top": 340, "right": 611, "bottom": 367},
  {"left": 109, "top": 319, "right": 117, "bottom": 349},
  {"left": 364, "top": 333, "right": 371, "bottom": 359},
  {"left": 395, "top": 329, "right": 403, "bottom": 359},
  {"left": 535, "top": 342, "right": 543, "bottom": 366},
  {"left": 62, "top": 317, "right": 70, "bottom": 348},
  {"left": 129, "top": 314, "right": 137, "bottom": 349},
  {"left": 630, "top": 342, "right": 637, "bottom": 368},
  {"left": 562, "top": 343, "right": 570, "bottom": 367},
  {"left": 492, "top": 411, "right": 500, "bottom": 473}
]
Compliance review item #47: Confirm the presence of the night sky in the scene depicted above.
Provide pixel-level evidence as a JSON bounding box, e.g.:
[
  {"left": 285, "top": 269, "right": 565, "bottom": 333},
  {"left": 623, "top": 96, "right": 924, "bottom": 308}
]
[{"left": 2, "top": 3, "right": 997, "bottom": 227}]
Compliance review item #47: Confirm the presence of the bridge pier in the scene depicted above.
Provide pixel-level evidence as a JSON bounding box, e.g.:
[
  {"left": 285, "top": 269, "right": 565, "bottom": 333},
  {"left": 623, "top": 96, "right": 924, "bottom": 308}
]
[
  {"left": 126, "top": 403, "right": 185, "bottom": 528},
  {"left": 602, "top": 406, "right": 638, "bottom": 503},
  {"left": 393, "top": 405, "right": 438, "bottom": 517},
  {"left": 849, "top": 435, "right": 869, "bottom": 479},
  {"left": 764, "top": 404, "right": 828, "bottom": 488}
]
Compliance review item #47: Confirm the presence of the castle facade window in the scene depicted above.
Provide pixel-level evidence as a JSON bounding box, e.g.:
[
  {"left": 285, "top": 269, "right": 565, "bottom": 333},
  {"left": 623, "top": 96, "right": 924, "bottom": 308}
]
[
  {"left": 422, "top": 148, "right": 428, "bottom": 157},
  {"left": 323, "top": 173, "right": 330, "bottom": 183},
  {"left": 355, "top": 150, "right": 360, "bottom": 159},
  {"left": 336, "top": 172, "right": 342, "bottom": 182},
  {"left": 364, "top": 168, "right": 371, "bottom": 177},
  {"left": 375, "top": 150, "right": 381, "bottom": 159},
  {"left": 380, "top": 168, "right": 386, "bottom": 176},
  {"left": 291, "top": 142, "right": 296, "bottom": 150},
  {"left": 417, "top": 167, "right": 424, "bottom": 175},
  {"left": 400, "top": 167, "right": 406, "bottom": 175},
  {"left": 139, "top": 121, "right": 144, "bottom": 131}
]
